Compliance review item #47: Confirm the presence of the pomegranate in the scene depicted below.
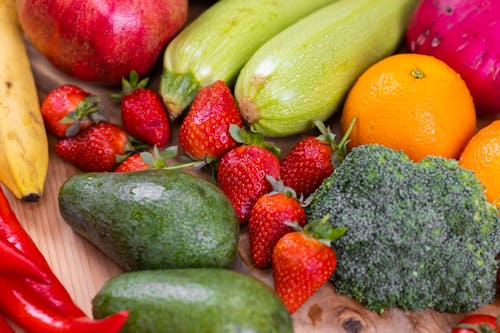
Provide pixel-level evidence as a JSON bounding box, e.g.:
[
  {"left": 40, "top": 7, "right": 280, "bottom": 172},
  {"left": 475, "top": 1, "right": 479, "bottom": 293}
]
[{"left": 17, "top": 0, "right": 188, "bottom": 84}]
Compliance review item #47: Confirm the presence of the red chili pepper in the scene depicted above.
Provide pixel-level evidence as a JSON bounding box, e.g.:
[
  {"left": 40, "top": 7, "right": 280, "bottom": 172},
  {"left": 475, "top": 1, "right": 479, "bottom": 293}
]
[
  {"left": 0, "top": 238, "right": 49, "bottom": 282},
  {"left": 0, "top": 316, "right": 14, "bottom": 333},
  {"left": 0, "top": 187, "right": 129, "bottom": 332}
]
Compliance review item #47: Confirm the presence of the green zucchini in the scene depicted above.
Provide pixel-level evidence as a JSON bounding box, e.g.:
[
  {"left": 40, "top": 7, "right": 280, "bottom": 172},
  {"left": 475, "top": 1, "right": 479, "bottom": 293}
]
[
  {"left": 234, "top": 0, "right": 418, "bottom": 137},
  {"left": 159, "top": 0, "right": 337, "bottom": 120}
]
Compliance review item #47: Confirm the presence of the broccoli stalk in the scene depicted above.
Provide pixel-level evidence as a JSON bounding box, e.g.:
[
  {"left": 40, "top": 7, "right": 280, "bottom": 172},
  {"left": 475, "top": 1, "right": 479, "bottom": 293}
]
[{"left": 306, "top": 144, "right": 500, "bottom": 314}]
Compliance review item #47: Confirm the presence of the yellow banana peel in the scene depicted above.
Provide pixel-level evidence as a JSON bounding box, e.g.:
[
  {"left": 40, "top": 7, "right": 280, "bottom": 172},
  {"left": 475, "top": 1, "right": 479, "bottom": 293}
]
[{"left": 0, "top": 0, "right": 48, "bottom": 201}]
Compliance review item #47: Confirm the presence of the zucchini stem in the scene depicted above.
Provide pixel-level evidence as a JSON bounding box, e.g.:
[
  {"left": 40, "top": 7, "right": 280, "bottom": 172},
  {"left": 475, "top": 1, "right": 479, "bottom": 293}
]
[
  {"left": 239, "top": 98, "right": 260, "bottom": 124},
  {"left": 159, "top": 71, "right": 201, "bottom": 121}
]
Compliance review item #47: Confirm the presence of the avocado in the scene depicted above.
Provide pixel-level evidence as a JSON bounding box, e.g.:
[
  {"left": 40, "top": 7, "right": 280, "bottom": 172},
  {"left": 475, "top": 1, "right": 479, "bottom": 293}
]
[
  {"left": 58, "top": 170, "right": 239, "bottom": 270},
  {"left": 92, "top": 268, "right": 293, "bottom": 333}
]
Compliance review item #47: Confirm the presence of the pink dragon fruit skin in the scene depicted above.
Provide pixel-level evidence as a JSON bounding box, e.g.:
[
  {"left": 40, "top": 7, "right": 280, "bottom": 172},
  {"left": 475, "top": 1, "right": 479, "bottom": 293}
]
[{"left": 406, "top": 0, "right": 500, "bottom": 116}]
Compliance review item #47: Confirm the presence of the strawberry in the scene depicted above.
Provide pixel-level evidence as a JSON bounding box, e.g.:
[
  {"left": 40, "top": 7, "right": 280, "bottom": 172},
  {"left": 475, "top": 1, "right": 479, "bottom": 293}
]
[
  {"left": 217, "top": 126, "right": 281, "bottom": 224},
  {"left": 113, "top": 71, "right": 170, "bottom": 148},
  {"left": 179, "top": 80, "right": 243, "bottom": 161},
  {"left": 272, "top": 216, "right": 346, "bottom": 313},
  {"left": 114, "top": 146, "right": 203, "bottom": 172},
  {"left": 55, "top": 122, "right": 130, "bottom": 172},
  {"left": 114, "top": 152, "right": 150, "bottom": 172},
  {"left": 280, "top": 119, "right": 357, "bottom": 198},
  {"left": 248, "top": 176, "right": 307, "bottom": 269},
  {"left": 40, "top": 84, "right": 106, "bottom": 138}
]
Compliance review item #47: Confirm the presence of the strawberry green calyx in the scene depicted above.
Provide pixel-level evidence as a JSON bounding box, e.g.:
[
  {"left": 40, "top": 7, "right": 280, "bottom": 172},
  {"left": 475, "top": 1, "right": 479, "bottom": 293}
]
[
  {"left": 265, "top": 174, "right": 313, "bottom": 206},
  {"left": 140, "top": 145, "right": 177, "bottom": 169},
  {"left": 229, "top": 124, "right": 281, "bottom": 158},
  {"left": 159, "top": 71, "right": 202, "bottom": 121},
  {"left": 307, "top": 215, "right": 346, "bottom": 245},
  {"left": 111, "top": 70, "right": 150, "bottom": 101},
  {"left": 313, "top": 117, "right": 357, "bottom": 168},
  {"left": 114, "top": 135, "right": 150, "bottom": 165},
  {"left": 120, "top": 135, "right": 150, "bottom": 159},
  {"left": 60, "top": 95, "right": 107, "bottom": 137},
  {"left": 287, "top": 214, "right": 346, "bottom": 246},
  {"left": 265, "top": 175, "right": 297, "bottom": 198},
  {"left": 120, "top": 145, "right": 206, "bottom": 171}
]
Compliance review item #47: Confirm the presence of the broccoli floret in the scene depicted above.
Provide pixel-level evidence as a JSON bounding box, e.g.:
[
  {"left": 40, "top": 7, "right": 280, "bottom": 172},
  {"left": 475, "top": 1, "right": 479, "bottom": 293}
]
[{"left": 306, "top": 144, "right": 500, "bottom": 314}]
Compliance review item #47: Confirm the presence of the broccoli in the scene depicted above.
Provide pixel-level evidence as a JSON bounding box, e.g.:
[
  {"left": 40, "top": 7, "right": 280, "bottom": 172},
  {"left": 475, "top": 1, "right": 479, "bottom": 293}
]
[{"left": 305, "top": 144, "right": 500, "bottom": 314}]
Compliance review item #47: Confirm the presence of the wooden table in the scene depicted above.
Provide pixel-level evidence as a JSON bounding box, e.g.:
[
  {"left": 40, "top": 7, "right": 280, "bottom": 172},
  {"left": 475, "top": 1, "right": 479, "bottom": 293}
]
[{"left": 7, "top": 2, "right": 500, "bottom": 332}]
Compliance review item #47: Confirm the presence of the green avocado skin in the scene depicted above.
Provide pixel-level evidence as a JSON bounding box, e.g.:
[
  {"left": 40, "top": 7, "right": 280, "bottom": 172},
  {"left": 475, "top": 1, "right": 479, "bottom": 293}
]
[
  {"left": 92, "top": 269, "right": 293, "bottom": 333},
  {"left": 58, "top": 170, "right": 239, "bottom": 270}
]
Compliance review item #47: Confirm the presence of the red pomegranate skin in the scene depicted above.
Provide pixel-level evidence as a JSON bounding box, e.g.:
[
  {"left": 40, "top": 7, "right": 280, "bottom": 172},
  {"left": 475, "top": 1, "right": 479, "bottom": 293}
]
[{"left": 17, "top": 0, "right": 188, "bottom": 84}]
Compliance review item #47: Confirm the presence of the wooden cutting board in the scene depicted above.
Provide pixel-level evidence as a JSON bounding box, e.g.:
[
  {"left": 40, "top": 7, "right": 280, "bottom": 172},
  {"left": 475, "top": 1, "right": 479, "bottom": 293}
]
[{"left": 6, "top": 2, "right": 500, "bottom": 332}]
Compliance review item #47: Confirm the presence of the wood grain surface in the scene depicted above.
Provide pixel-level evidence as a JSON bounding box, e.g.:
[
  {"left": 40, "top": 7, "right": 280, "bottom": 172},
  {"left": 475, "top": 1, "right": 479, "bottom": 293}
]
[{"left": 6, "top": 2, "right": 500, "bottom": 332}]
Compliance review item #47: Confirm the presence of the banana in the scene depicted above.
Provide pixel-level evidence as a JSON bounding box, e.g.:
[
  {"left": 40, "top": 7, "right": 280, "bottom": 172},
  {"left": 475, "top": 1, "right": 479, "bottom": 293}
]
[{"left": 0, "top": 0, "right": 48, "bottom": 202}]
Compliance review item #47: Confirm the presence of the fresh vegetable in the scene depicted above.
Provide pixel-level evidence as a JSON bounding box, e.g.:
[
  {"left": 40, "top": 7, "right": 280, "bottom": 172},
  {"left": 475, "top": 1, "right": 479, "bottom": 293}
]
[
  {"left": 159, "top": 0, "right": 338, "bottom": 120},
  {"left": 234, "top": 0, "right": 417, "bottom": 137},
  {"left": 306, "top": 144, "right": 500, "bottom": 313},
  {"left": 406, "top": 0, "right": 500, "bottom": 116},
  {"left": 58, "top": 170, "right": 239, "bottom": 270},
  {"left": 248, "top": 176, "right": 307, "bottom": 269},
  {"left": 17, "top": 0, "right": 188, "bottom": 84},
  {"left": 280, "top": 119, "right": 355, "bottom": 198},
  {"left": 55, "top": 122, "right": 131, "bottom": 172},
  {"left": 41, "top": 84, "right": 105, "bottom": 138},
  {"left": 0, "top": 317, "right": 13, "bottom": 333},
  {"left": 452, "top": 314, "right": 499, "bottom": 333},
  {"left": 179, "top": 80, "right": 243, "bottom": 161},
  {"left": 217, "top": 126, "right": 281, "bottom": 224},
  {"left": 272, "top": 216, "right": 345, "bottom": 313},
  {"left": 112, "top": 71, "right": 170, "bottom": 148},
  {"left": 92, "top": 268, "right": 293, "bottom": 333},
  {"left": 0, "top": 187, "right": 129, "bottom": 333},
  {"left": 0, "top": 0, "right": 48, "bottom": 201},
  {"left": 0, "top": 237, "right": 48, "bottom": 282}
]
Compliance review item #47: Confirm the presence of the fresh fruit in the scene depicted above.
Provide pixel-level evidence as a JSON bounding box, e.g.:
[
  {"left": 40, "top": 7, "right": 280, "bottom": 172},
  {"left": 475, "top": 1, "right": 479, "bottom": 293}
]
[
  {"left": 459, "top": 120, "right": 500, "bottom": 207},
  {"left": 248, "top": 176, "right": 307, "bottom": 269},
  {"left": 217, "top": 126, "right": 281, "bottom": 224},
  {"left": 234, "top": 0, "right": 417, "bottom": 137},
  {"left": 452, "top": 313, "right": 499, "bottom": 333},
  {"left": 58, "top": 170, "right": 239, "bottom": 270},
  {"left": 17, "top": 0, "right": 188, "bottom": 84},
  {"left": 113, "top": 71, "right": 171, "bottom": 148},
  {"left": 41, "top": 84, "right": 105, "bottom": 138},
  {"left": 179, "top": 80, "right": 243, "bottom": 161},
  {"left": 0, "top": 316, "right": 13, "bottom": 333},
  {"left": 0, "top": 0, "right": 48, "bottom": 202},
  {"left": 272, "top": 216, "right": 346, "bottom": 313},
  {"left": 114, "top": 152, "right": 149, "bottom": 172},
  {"left": 280, "top": 119, "right": 356, "bottom": 198},
  {"left": 160, "top": 0, "right": 337, "bottom": 120},
  {"left": 406, "top": 0, "right": 500, "bottom": 116},
  {"left": 341, "top": 53, "right": 476, "bottom": 161},
  {"left": 92, "top": 269, "right": 293, "bottom": 333},
  {"left": 114, "top": 146, "right": 204, "bottom": 172},
  {"left": 54, "top": 122, "right": 130, "bottom": 172}
]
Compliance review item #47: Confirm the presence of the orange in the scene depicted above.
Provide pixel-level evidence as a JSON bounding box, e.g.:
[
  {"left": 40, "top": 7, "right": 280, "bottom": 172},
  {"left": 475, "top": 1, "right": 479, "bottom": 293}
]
[
  {"left": 340, "top": 53, "right": 476, "bottom": 161},
  {"left": 459, "top": 120, "right": 500, "bottom": 207}
]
